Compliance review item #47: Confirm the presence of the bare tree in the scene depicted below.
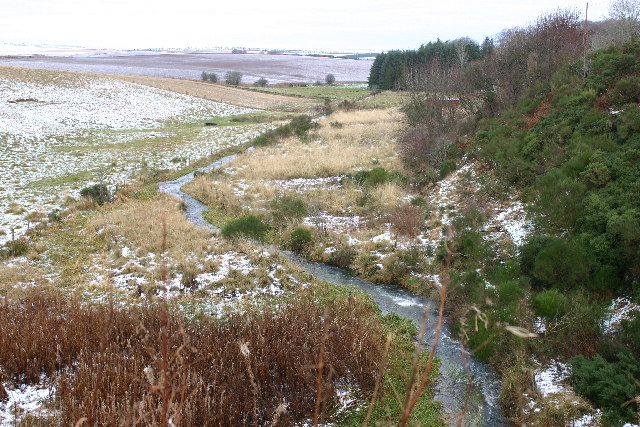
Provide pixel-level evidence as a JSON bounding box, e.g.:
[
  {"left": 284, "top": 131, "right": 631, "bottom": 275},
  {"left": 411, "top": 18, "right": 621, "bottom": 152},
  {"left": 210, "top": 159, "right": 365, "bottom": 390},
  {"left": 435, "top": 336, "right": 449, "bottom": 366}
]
[{"left": 609, "top": 0, "right": 640, "bottom": 40}]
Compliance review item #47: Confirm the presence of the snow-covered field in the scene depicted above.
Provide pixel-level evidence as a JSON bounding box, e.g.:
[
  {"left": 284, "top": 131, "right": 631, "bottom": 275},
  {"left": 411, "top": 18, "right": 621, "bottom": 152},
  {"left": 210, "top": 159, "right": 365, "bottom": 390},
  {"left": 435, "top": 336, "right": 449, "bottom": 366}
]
[{"left": 0, "top": 70, "right": 272, "bottom": 243}]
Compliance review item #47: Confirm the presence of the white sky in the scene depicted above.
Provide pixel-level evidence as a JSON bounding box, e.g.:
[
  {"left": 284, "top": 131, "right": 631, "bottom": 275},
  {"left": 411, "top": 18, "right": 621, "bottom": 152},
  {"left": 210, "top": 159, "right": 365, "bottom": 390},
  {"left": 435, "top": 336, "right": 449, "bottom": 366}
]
[{"left": 1, "top": 0, "right": 611, "bottom": 51}]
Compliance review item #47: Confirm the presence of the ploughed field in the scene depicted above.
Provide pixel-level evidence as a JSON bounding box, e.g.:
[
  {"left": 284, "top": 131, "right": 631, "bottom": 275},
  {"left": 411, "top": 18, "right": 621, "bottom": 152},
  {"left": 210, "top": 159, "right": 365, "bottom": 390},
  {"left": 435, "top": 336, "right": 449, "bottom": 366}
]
[{"left": 0, "top": 53, "right": 373, "bottom": 84}]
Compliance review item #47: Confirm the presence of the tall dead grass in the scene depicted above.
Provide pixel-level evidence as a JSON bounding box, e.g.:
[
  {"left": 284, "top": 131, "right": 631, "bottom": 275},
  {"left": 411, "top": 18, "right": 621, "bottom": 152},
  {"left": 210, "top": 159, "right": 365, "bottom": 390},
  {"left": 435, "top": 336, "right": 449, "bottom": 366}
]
[
  {"left": 87, "top": 196, "right": 211, "bottom": 258},
  {"left": 0, "top": 288, "right": 384, "bottom": 426},
  {"left": 226, "top": 110, "right": 403, "bottom": 181}
]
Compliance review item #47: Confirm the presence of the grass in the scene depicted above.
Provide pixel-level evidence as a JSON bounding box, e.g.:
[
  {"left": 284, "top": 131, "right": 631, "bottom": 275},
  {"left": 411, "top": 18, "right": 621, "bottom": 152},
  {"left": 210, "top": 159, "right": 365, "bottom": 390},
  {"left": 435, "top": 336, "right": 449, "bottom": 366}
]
[
  {"left": 358, "top": 90, "right": 411, "bottom": 109},
  {"left": 249, "top": 85, "right": 371, "bottom": 102},
  {"left": 110, "top": 73, "right": 321, "bottom": 112},
  {"left": 0, "top": 286, "right": 393, "bottom": 425},
  {"left": 31, "top": 170, "right": 95, "bottom": 188},
  {"left": 0, "top": 69, "right": 448, "bottom": 424},
  {"left": 225, "top": 110, "right": 403, "bottom": 180}
]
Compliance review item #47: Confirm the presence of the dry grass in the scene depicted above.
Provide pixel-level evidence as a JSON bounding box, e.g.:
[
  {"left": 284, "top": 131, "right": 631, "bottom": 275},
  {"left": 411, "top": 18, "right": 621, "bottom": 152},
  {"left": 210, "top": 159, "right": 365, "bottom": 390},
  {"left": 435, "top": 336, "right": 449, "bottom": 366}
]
[
  {"left": 0, "top": 288, "right": 385, "bottom": 426},
  {"left": 226, "top": 109, "right": 403, "bottom": 181},
  {"left": 370, "top": 182, "right": 406, "bottom": 214},
  {"left": 87, "top": 195, "right": 211, "bottom": 257}
]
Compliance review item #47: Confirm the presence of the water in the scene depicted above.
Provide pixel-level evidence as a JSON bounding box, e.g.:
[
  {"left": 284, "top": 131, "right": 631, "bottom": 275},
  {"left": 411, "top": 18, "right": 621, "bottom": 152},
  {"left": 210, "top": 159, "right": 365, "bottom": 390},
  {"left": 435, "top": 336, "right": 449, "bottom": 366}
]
[{"left": 158, "top": 155, "right": 507, "bottom": 426}]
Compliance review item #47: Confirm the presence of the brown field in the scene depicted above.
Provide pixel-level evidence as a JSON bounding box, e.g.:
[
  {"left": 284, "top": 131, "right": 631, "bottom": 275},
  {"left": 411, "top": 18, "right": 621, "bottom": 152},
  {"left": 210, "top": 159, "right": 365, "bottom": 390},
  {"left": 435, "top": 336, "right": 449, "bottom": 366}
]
[{"left": 111, "top": 74, "right": 320, "bottom": 111}]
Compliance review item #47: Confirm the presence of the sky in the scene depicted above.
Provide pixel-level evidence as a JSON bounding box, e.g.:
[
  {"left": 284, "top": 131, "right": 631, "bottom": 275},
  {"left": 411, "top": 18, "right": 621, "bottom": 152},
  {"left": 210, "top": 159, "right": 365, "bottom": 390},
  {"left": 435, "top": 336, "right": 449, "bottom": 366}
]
[{"left": 1, "top": 0, "right": 611, "bottom": 52}]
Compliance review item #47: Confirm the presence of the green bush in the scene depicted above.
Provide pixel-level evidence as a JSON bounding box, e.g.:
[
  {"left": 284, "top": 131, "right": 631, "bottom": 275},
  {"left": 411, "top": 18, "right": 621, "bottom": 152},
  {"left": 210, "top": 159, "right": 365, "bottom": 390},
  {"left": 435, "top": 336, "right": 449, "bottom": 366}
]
[
  {"left": 329, "top": 246, "right": 356, "bottom": 271},
  {"left": 289, "top": 228, "right": 313, "bottom": 253},
  {"left": 255, "top": 77, "right": 268, "bottom": 87},
  {"left": 533, "top": 289, "right": 567, "bottom": 319},
  {"left": 289, "top": 115, "right": 319, "bottom": 138},
  {"left": 221, "top": 215, "right": 269, "bottom": 241},
  {"left": 270, "top": 194, "right": 307, "bottom": 224},
  {"left": 80, "top": 183, "right": 112, "bottom": 206},
  {"left": 570, "top": 351, "right": 640, "bottom": 425},
  {"left": 350, "top": 168, "right": 406, "bottom": 188}
]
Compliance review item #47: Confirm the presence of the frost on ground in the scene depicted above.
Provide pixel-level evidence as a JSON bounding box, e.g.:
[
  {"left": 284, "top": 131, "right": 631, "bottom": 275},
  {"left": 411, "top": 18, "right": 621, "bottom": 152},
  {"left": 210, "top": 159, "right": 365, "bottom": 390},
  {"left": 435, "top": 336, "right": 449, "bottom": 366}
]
[
  {"left": 427, "top": 161, "right": 532, "bottom": 247},
  {"left": 601, "top": 297, "right": 640, "bottom": 334},
  {"left": 0, "top": 377, "right": 55, "bottom": 426},
  {"left": 271, "top": 176, "right": 344, "bottom": 193},
  {"left": 0, "top": 71, "right": 271, "bottom": 243},
  {"left": 82, "top": 237, "right": 306, "bottom": 318},
  {"left": 533, "top": 361, "right": 572, "bottom": 397}
]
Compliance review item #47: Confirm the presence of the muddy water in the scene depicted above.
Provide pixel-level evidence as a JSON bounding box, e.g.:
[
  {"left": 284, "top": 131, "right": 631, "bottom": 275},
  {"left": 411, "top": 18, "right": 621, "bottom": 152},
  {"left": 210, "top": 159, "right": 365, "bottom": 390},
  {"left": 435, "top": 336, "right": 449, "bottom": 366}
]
[{"left": 159, "top": 156, "right": 507, "bottom": 426}]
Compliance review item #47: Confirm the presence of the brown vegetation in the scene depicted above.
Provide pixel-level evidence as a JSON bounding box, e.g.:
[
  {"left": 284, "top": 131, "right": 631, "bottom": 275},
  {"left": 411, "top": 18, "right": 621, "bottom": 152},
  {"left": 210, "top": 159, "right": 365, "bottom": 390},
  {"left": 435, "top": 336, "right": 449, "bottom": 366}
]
[{"left": 0, "top": 288, "right": 384, "bottom": 426}]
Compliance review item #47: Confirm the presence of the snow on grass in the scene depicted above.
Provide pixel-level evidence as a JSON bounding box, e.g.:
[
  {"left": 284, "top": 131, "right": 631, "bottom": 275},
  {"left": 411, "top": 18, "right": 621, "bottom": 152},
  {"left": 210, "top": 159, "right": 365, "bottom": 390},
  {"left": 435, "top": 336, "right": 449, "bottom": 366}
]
[
  {"left": 0, "top": 377, "right": 55, "bottom": 426},
  {"left": 485, "top": 200, "right": 532, "bottom": 246},
  {"left": 270, "top": 176, "right": 343, "bottom": 193},
  {"left": 0, "top": 74, "right": 251, "bottom": 141},
  {"left": 0, "top": 73, "right": 273, "bottom": 244},
  {"left": 533, "top": 361, "right": 572, "bottom": 397},
  {"left": 304, "top": 213, "right": 363, "bottom": 232},
  {"left": 601, "top": 297, "right": 640, "bottom": 334},
  {"left": 427, "top": 161, "right": 532, "bottom": 246}
]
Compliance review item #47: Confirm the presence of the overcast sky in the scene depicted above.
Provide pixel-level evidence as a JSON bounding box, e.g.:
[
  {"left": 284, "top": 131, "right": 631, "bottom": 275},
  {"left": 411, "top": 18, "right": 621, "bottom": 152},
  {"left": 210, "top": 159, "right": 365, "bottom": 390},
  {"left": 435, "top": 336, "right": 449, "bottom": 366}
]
[{"left": 2, "top": 0, "right": 610, "bottom": 52}]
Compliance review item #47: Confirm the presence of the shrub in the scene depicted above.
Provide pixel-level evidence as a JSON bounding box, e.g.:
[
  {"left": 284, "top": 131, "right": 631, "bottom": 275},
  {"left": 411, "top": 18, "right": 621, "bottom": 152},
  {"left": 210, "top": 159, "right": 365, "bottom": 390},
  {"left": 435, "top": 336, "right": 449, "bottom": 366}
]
[
  {"left": 329, "top": 245, "right": 356, "bottom": 271},
  {"left": 390, "top": 203, "right": 424, "bottom": 238},
  {"left": 270, "top": 194, "right": 307, "bottom": 224},
  {"left": 570, "top": 351, "right": 640, "bottom": 425},
  {"left": 325, "top": 73, "right": 336, "bottom": 85},
  {"left": 224, "top": 71, "right": 243, "bottom": 86},
  {"left": 289, "top": 227, "right": 313, "bottom": 252},
  {"left": 254, "top": 77, "right": 268, "bottom": 87},
  {"left": 208, "top": 72, "right": 218, "bottom": 83},
  {"left": 221, "top": 215, "right": 268, "bottom": 241},
  {"left": 80, "top": 183, "right": 111, "bottom": 206},
  {"left": 1, "top": 237, "right": 29, "bottom": 258},
  {"left": 533, "top": 289, "right": 567, "bottom": 318},
  {"left": 48, "top": 209, "right": 62, "bottom": 222},
  {"left": 289, "top": 115, "right": 319, "bottom": 138}
]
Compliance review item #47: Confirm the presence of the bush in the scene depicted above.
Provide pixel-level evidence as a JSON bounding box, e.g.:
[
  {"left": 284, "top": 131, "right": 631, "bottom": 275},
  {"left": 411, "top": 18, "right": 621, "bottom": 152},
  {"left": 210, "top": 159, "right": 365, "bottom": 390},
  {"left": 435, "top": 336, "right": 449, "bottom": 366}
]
[
  {"left": 289, "top": 227, "right": 313, "bottom": 253},
  {"left": 570, "top": 351, "right": 640, "bottom": 425},
  {"left": 250, "top": 115, "right": 318, "bottom": 147},
  {"left": 390, "top": 203, "right": 424, "bottom": 238},
  {"left": 80, "top": 183, "right": 112, "bottom": 206},
  {"left": 270, "top": 194, "right": 307, "bottom": 224},
  {"left": 325, "top": 73, "right": 336, "bottom": 85},
  {"left": 533, "top": 289, "right": 567, "bottom": 319},
  {"left": 221, "top": 215, "right": 269, "bottom": 241},
  {"left": 48, "top": 209, "right": 62, "bottom": 222},
  {"left": 289, "top": 115, "right": 319, "bottom": 138},
  {"left": 255, "top": 77, "right": 268, "bottom": 87},
  {"left": 201, "top": 72, "right": 218, "bottom": 83},
  {"left": 329, "top": 245, "right": 356, "bottom": 271},
  {"left": 1, "top": 237, "right": 29, "bottom": 258},
  {"left": 224, "top": 71, "right": 243, "bottom": 86}
]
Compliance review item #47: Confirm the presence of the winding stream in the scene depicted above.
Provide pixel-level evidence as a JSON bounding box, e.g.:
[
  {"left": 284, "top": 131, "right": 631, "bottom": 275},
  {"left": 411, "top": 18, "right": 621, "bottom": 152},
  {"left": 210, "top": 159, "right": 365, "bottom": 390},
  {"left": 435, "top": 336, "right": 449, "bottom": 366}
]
[{"left": 159, "top": 155, "right": 507, "bottom": 426}]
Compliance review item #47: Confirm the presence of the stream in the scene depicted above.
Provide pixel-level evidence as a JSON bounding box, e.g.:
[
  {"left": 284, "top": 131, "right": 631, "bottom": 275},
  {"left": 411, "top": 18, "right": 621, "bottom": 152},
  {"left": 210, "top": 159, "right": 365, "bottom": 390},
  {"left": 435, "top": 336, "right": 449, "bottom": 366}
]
[{"left": 159, "top": 155, "right": 507, "bottom": 426}]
